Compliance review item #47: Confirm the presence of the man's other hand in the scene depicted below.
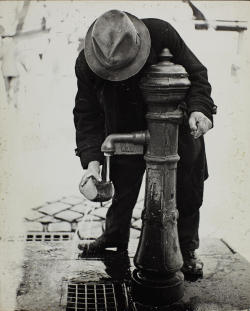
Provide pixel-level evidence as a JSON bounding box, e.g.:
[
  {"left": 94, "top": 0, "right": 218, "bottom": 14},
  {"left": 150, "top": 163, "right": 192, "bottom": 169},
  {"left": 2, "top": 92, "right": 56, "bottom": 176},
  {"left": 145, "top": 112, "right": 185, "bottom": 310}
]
[
  {"left": 79, "top": 161, "right": 101, "bottom": 193},
  {"left": 189, "top": 111, "right": 212, "bottom": 139}
]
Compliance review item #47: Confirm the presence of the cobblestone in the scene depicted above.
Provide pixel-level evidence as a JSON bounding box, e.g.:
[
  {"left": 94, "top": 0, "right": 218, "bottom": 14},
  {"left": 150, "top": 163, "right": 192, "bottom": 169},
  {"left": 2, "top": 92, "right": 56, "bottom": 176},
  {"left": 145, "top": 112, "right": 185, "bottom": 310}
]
[
  {"left": 54, "top": 210, "right": 83, "bottom": 222},
  {"left": 92, "top": 207, "right": 108, "bottom": 219},
  {"left": 70, "top": 203, "right": 85, "bottom": 214},
  {"left": 24, "top": 210, "right": 43, "bottom": 221},
  {"left": 130, "top": 228, "right": 141, "bottom": 239},
  {"left": 76, "top": 215, "right": 100, "bottom": 222},
  {"left": 60, "top": 196, "right": 83, "bottom": 206},
  {"left": 88, "top": 202, "right": 102, "bottom": 209},
  {"left": 24, "top": 221, "right": 44, "bottom": 232},
  {"left": 48, "top": 222, "right": 72, "bottom": 232},
  {"left": 132, "top": 208, "right": 142, "bottom": 220},
  {"left": 25, "top": 194, "right": 142, "bottom": 234},
  {"left": 132, "top": 219, "right": 142, "bottom": 230},
  {"left": 38, "top": 202, "right": 70, "bottom": 216},
  {"left": 39, "top": 215, "right": 60, "bottom": 223},
  {"left": 77, "top": 220, "right": 104, "bottom": 239},
  {"left": 75, "top": 201, "right": 101, "bottom": 214}
]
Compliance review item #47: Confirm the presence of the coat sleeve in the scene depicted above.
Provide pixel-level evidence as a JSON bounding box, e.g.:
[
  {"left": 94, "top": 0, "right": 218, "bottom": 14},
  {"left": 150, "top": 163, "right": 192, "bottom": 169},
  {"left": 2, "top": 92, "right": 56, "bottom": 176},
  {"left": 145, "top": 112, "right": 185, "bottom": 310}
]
[
  {"left": 159, "top": 20, "right": 217, "bottom": 122},
  {"left": 73, "top": 51, "right": 105, "bottom": 169}
]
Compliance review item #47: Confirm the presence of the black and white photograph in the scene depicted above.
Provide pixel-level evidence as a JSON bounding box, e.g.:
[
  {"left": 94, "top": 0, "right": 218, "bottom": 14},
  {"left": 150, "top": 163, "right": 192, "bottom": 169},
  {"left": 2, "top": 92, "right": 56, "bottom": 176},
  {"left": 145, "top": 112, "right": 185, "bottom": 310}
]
[{"left": 0, "top": 1, "right": 250, "bottom": 310}]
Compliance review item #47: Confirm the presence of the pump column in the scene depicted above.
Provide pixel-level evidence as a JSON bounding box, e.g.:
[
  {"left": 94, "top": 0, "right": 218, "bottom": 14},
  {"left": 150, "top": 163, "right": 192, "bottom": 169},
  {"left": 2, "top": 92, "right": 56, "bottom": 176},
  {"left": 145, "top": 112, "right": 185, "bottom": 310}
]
[{"left": 131, "top": 49, "right": 191, "bottom": 307}]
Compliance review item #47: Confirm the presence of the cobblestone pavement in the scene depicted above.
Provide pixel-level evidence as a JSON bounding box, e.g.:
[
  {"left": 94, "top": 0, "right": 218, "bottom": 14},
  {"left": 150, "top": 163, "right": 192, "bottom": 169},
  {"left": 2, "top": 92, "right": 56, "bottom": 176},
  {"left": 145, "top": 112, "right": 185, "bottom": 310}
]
[{"left": 24, "top": 194, "right": 144, "bottom": 238}]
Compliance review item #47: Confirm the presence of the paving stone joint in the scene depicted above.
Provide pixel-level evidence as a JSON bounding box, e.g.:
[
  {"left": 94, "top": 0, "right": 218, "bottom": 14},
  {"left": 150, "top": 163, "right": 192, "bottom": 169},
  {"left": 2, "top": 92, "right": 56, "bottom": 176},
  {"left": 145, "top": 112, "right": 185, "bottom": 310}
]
[{"left": 25, "top": 195, "right": 144, "bottom": 233}]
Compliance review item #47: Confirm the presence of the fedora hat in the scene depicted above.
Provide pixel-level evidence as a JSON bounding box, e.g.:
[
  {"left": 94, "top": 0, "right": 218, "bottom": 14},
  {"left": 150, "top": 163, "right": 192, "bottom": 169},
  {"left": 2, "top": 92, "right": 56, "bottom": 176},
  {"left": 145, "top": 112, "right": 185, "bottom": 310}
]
[{"left": 84, "top": 10, "right": 151, "bottom": 81}]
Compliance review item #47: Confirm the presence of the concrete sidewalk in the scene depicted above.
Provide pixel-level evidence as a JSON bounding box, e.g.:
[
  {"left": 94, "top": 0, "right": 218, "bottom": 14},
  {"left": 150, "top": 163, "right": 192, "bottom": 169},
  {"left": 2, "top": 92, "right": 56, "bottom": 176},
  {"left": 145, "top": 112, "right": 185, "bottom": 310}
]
[
  {"left": 13, "top": 194, "right": 250, "bottom": 310},
  {"left": 14, "top": 235, "right": 250, "bottom": 311}
]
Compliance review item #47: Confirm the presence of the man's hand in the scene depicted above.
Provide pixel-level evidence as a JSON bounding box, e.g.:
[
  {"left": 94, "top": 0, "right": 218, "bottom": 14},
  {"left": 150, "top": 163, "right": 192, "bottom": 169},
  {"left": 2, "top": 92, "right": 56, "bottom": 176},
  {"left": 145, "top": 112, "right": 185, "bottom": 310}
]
[
  {"left": 189, "top": 111, "right": 212, "bottom": 139},
  {"left": 79, "top": 161, "right": 101, "bottom": 193}
]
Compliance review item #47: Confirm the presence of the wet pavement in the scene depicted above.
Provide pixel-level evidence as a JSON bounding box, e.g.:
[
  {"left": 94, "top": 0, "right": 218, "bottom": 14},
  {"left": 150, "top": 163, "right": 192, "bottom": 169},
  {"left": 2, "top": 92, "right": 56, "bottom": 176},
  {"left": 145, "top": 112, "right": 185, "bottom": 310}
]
[{"left": 15, "top": 194, "right": 250, "bottom": 311}]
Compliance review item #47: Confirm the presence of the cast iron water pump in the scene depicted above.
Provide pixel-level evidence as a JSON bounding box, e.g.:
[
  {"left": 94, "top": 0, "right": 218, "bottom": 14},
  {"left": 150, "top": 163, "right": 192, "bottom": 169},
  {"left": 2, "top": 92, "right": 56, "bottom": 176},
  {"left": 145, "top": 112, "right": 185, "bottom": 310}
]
[{"left": 101, "top": 48, "right": 190, "bottom": 307}]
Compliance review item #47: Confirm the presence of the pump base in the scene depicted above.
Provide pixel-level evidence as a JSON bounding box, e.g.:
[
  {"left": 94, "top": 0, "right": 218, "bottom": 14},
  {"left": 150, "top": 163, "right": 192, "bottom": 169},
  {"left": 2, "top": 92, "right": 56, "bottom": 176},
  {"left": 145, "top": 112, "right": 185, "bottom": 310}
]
[{"left": 131, "top": 269, "right": 184, "bottom": 307}]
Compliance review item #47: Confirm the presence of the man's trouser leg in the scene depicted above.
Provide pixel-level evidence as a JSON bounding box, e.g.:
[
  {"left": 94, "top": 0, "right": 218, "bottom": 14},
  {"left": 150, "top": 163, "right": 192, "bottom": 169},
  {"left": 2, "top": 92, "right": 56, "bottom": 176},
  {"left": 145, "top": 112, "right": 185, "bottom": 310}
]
[
  {"left": 102, "top": 155, "right": 145, "bottom": 247},
  {"left": 177, "top": 124, "right": 208, "bottom": 252}
]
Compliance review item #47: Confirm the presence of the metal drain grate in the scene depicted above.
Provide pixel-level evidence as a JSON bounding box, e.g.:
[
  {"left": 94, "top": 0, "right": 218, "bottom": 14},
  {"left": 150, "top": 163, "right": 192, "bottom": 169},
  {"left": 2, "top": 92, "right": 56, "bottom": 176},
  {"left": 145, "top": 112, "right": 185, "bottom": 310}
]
[
  {"left": 66, "top": 282, "right": 129, "bottom": 311},
  {"left": 26, "top": 232, "right": 74, "bottom": 242}
]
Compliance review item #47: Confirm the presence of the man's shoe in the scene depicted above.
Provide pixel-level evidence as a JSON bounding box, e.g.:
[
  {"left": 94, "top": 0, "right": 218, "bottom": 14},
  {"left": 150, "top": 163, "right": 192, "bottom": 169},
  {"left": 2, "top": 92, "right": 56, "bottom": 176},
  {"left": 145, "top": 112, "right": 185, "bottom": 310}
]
[
  {"left": 78, "top": 236, "right": 128, "bottom": 255},
  {"left": 181, "top": 250, "right": 203, "bottom": 281}
]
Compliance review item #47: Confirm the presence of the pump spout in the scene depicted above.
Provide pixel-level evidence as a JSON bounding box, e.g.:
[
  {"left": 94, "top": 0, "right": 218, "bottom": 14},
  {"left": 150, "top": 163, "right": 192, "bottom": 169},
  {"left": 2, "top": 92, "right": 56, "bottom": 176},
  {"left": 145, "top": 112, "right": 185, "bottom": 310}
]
[{"left": 101, "top": 130, "right": 150, "bottom": 155}]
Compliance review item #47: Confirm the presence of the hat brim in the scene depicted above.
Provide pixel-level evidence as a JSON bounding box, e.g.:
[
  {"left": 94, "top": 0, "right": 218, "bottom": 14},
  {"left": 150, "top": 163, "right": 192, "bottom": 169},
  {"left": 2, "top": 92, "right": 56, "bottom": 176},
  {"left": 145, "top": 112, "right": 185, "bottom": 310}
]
[{"left": 84, "top": 12, "right": 151, "bottom": 81}]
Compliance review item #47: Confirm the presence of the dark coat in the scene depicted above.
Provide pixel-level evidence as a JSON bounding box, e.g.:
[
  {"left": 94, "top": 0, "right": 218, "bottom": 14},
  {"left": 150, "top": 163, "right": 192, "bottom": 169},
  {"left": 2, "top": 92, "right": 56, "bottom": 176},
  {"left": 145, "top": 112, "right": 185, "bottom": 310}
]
[{"left": 73, "top": 18, "right": 216, "bottom": 169}]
